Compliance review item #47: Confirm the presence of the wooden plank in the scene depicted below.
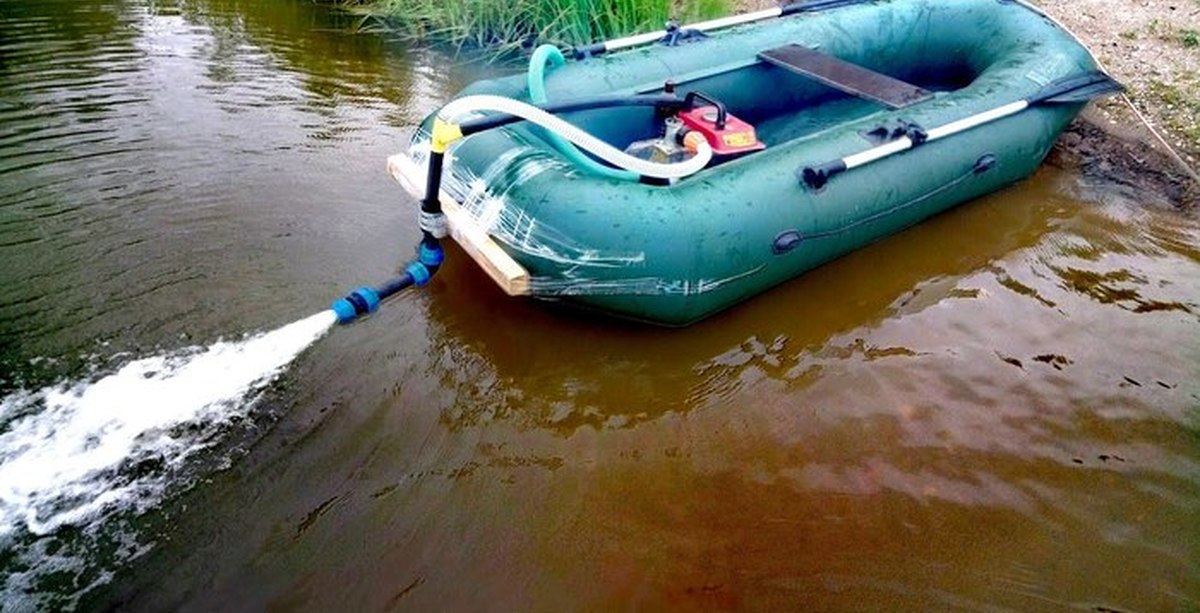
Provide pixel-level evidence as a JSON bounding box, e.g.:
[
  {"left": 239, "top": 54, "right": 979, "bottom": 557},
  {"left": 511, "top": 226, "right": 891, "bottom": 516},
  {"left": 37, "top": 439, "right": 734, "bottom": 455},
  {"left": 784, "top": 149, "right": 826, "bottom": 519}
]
[
  {"left": 387, "top": 153, "right": 531, "bottom": 297},
  {"left": 758, "top": 44, "right": 932, "bottom": 109}
]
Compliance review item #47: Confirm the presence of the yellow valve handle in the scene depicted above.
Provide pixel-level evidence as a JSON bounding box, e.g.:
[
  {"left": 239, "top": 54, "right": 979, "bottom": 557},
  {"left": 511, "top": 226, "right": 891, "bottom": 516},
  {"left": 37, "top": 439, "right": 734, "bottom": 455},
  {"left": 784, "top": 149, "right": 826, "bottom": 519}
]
[{"left": 430, "top": 118, "right": 463, "bottom": 154}]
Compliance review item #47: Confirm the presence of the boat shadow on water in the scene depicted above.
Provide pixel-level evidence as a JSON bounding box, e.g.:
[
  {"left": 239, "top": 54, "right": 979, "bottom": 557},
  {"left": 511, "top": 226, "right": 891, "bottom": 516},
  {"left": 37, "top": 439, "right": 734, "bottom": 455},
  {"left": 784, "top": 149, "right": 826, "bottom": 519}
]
[{"left": 417, "top": 168, "right": 1090, "bottom": 435}]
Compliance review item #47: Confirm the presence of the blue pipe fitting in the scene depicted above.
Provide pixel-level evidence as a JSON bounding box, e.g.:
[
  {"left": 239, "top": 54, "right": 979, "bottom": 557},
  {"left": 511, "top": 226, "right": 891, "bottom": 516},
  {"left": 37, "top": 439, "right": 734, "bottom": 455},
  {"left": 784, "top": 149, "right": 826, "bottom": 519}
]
[
  {"left": 330, "top": 239, "right": 445, "bottom": 325},
  {"left": 331, "top": 286, "right": 382, "bottom": 323},
  {"left": 406, "top": 262, "right": 432, "bottom": 286},
  {"left": 418, "top": 241, "right": 445, "bottom": 268}
]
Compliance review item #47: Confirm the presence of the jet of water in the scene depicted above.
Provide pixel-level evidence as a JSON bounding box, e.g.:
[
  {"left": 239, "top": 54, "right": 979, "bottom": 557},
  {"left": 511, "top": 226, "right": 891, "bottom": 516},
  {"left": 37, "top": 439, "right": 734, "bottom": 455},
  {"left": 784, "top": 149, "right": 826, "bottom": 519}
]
[{"left": 0, "top": 310, "right": 338, "bottom": 537}]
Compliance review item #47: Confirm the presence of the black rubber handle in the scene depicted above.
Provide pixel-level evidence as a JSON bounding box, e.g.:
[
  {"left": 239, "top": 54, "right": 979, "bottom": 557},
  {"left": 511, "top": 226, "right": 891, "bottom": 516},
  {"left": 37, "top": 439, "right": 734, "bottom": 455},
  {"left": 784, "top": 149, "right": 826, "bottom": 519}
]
[
  {"left": 800, "top": 160, "right": 848, "bottom": 190},
  {"left": 571, "top": 43, "right": 607, "bottom": 60},
  {"left": 683, "top": 91, "right": 728, "bottom": 130}
]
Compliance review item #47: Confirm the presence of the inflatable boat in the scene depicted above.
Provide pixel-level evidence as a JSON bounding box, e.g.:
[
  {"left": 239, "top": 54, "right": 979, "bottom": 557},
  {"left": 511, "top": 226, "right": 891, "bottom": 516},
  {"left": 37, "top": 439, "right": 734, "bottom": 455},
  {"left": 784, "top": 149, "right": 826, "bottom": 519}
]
[{"left": 386, "top": 0, "right": 1120, "bottom": 326}]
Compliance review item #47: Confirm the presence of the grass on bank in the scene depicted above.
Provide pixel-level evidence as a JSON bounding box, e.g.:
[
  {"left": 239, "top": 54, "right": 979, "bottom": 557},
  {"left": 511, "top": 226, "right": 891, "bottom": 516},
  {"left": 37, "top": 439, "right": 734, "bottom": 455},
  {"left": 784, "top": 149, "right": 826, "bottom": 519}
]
[
  {"left": 342, "top": 0, "right": 731, "bottom": 54},
  {"left": 1147, "top": 72, "right": 1200, "bottom": 150}
]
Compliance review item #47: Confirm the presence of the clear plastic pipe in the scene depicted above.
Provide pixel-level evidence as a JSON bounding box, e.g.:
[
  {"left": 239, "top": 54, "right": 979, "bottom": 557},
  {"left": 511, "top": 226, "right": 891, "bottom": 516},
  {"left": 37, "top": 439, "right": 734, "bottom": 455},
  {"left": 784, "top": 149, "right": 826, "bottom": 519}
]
[{"left": 438, "top": 95, "right": 713, "bottom": 180}]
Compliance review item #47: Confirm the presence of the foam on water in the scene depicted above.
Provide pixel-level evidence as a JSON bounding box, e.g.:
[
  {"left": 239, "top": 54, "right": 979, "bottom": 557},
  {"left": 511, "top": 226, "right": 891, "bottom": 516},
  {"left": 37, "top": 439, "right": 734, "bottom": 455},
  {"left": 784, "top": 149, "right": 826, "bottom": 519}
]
[{"left": 0, "top": 310, "right": 338, "bottom": 538}]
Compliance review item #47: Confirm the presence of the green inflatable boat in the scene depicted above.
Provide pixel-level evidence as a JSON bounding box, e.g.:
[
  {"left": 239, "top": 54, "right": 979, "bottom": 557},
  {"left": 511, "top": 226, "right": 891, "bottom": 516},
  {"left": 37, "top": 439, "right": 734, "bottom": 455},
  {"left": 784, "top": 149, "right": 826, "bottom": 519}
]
[{"left": 389, "top": 0, "right": 1120, "bottom": 326}]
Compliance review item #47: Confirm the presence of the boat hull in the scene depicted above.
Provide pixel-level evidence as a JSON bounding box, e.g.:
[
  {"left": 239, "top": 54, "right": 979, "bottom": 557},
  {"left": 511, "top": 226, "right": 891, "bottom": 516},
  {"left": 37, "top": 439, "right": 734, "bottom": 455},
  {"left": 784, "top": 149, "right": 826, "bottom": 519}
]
[{"left": 402, "top": 0, "right": 1098, "bottom": 325}]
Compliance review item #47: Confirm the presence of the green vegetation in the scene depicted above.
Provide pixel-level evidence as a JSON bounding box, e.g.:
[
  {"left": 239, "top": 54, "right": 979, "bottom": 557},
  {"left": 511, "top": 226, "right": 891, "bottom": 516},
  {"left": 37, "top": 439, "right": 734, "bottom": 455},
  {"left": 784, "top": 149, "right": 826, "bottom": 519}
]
[
  {"left": 343, "top": 0, "right": 731, "bottom": 53},
  {"left": 1147, "top": 18, "right": 1162, "bottom": 37},
  {"left": 1180, "top": 28, "right": 1199, "bottom": 48},
  {"left": 1146, "top": 20, "right": 1200, "bottom": 49},
  {"left": 1147, "top": 72, "right": 1200, "bottom": 149}
]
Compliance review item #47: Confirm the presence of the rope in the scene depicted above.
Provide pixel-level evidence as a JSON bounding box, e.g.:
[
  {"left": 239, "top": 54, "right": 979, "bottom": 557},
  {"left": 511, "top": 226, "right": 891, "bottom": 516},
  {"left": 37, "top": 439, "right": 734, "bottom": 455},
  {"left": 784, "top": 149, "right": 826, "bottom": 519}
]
[{"left": 1118, "top": 93, "right": 1200, "bottom": 184}]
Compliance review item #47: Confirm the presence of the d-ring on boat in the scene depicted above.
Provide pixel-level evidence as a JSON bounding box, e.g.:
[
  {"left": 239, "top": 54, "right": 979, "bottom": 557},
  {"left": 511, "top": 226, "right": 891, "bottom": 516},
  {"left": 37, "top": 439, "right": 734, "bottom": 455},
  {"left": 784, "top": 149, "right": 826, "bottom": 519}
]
[{"left": 388, "top": 0, "right": 1121, "bottom": 326}]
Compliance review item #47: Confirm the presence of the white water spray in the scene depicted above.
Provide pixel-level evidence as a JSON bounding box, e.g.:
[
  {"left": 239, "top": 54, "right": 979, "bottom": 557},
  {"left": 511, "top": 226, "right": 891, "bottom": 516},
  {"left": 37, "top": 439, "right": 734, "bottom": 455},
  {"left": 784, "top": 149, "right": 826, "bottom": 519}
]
[{"left": 0, "top": 310, "right": 338, "bottom": 537}]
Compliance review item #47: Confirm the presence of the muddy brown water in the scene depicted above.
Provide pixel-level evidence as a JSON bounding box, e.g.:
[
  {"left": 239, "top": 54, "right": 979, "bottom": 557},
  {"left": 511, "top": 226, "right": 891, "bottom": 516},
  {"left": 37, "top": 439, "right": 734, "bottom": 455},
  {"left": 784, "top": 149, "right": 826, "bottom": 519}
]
[{"left": 1, "top": 0, "right": 1197, "bottom": 610}]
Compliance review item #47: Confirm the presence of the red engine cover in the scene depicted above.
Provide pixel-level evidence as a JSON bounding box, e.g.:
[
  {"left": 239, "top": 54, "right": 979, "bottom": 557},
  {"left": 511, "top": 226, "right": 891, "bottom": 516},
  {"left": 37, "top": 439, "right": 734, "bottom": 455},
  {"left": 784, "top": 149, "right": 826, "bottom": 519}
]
[{"left": 676, "top": 106, "right": 766, "bottom": 156}]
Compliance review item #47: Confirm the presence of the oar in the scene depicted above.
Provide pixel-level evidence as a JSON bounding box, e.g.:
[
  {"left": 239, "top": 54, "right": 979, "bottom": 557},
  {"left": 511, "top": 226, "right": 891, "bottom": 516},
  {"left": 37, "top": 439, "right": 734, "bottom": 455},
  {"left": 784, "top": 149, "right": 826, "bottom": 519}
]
[
  {"left": 801, "top": 71, "right": 1124, "bottom": 189},
  {"left": 571, "top": 0, "right": 864, "bottom": 59}
]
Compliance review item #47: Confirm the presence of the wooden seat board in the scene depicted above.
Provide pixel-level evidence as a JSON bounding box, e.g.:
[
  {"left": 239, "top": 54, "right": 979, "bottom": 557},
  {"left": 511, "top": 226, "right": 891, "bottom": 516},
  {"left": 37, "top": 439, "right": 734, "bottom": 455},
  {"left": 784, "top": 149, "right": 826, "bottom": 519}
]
[{"left": 758, "top": 44, "right": 933, "bottom": 109}]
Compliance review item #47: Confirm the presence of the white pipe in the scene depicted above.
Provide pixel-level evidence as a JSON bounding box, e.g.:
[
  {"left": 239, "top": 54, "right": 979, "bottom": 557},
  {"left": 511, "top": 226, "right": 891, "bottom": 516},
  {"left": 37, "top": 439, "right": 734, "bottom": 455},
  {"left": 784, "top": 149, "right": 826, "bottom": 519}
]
[
  {"left": 843, "top": 138, "right": 914, "bottom": 170},
  {"left": 925, "top": 101, "right": 1028, "bottom": 140},
  {"left": 601, "top": 7, "right": 783, "bottom": 53},
  {"left": 843, "top": 101, "right": 1029, "bottom": 171},
  {"left": 438, "top": 95, "right": 713, "bottom": 179}
]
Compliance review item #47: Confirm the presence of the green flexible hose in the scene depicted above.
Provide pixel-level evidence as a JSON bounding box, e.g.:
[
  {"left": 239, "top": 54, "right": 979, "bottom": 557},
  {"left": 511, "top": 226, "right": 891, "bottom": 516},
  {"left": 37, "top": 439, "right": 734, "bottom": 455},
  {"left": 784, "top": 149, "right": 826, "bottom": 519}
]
[{"left": 527, "top": 45, "right": 637, "bottom": 181}]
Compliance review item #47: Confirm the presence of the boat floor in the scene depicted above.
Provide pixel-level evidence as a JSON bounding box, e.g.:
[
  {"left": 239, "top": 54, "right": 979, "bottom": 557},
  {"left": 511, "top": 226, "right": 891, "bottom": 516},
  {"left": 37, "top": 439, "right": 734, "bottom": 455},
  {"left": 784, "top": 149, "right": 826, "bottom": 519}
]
[{"left": 753, "top": 95, "right": 882, "bottom": 147}]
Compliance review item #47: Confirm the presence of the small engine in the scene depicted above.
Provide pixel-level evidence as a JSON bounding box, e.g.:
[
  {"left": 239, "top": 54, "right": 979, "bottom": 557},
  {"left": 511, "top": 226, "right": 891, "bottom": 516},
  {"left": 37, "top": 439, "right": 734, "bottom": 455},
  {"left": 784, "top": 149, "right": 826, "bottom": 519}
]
[
  {"left": 675, "top": 92, "right": 765, "bottom": 158},
  {"left": 624, "top": 90, "right": 765, "bottom": 169}
]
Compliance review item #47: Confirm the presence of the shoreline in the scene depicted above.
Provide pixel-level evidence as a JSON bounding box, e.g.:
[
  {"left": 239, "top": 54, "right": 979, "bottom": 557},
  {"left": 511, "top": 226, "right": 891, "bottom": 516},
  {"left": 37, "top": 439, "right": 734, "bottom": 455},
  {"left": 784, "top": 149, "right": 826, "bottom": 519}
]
[
  {"left": 1034, "top": 0, "right": 1199, "bottom": 208},
  {"left": 1047, "top": 107, "right": 1198, "bottom": 208}
]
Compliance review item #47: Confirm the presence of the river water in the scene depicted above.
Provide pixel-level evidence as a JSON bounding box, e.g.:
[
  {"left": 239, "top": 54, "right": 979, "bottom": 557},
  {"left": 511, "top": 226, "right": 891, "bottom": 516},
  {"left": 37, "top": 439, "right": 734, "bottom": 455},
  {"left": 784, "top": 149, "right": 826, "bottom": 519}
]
[{"left": 1, "top": 0, "right": 1197, "bottom": 610}]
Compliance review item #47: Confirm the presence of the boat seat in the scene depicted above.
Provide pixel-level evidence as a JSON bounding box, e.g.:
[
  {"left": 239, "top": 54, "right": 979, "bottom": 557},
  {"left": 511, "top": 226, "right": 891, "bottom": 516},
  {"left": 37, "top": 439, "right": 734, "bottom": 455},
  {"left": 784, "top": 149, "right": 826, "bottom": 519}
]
[{"left": 758, "top": 44, "right": 933, "bottom": 109}]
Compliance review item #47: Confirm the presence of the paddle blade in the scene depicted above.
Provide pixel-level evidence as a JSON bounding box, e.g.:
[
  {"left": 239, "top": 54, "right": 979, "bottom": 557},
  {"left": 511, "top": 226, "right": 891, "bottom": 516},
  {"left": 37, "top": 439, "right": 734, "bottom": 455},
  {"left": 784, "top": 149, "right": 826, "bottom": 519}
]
[{"left": 1032, "top": 71, "right": 1125, "bottom": 104}]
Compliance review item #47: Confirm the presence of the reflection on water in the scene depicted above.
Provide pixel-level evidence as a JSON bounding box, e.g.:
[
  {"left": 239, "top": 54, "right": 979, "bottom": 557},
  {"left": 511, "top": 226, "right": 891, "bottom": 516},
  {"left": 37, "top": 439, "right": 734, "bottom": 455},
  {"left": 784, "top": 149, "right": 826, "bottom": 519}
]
[
  {"left": 0, "top": 0, "right": 490, "bottom": 392},
  {"left": 1, "top": 0, "right": 1198, "bottom": 610}
]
